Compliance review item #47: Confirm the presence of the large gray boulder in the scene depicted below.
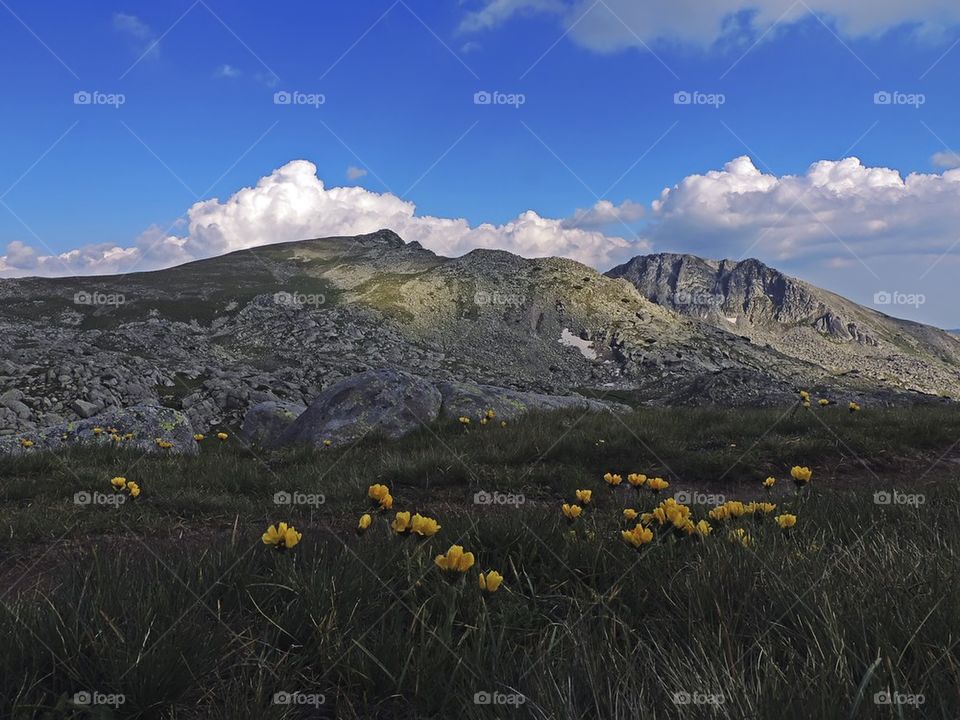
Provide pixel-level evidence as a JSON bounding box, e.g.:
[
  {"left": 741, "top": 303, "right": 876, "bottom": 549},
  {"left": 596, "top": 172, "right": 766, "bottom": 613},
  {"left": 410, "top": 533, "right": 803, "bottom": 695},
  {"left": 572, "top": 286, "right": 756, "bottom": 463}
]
[
  {"left": 436, "top": 380, "right": 627, "bottom": 420},
  {"left": 275, "top": 369, "right": 442, "bottom": 448},
  {"left": 241, "top": 400, "right": 307, "bottom": 447},
  {"left": 0, "top": 404, "right": 198, "bottom": 455}
]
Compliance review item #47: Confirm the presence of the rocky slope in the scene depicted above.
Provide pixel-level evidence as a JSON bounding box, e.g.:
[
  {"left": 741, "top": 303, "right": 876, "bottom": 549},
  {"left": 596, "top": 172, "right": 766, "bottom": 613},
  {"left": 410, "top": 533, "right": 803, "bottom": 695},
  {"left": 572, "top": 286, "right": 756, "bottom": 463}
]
[
  {"left": 0, "top": 232, "right": 955, "bottom": 438},
  {"left": 607, "top": 253, "right": 960, "bottom": 399}
]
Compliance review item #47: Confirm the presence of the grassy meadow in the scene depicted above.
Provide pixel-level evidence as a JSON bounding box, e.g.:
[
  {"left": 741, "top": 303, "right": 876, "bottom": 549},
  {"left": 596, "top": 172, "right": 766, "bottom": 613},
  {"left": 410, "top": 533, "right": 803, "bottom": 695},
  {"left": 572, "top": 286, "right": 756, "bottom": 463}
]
[{"left": 1, "top": 403, "right": 959, "bottom": 719}]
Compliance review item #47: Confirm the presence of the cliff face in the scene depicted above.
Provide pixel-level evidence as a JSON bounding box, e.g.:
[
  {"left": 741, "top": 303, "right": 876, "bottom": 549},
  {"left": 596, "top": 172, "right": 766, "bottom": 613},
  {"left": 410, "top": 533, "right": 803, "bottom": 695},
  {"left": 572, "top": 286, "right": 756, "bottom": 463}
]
[{"left": 607, "top": 253, "right": 960, "bottom": 397}]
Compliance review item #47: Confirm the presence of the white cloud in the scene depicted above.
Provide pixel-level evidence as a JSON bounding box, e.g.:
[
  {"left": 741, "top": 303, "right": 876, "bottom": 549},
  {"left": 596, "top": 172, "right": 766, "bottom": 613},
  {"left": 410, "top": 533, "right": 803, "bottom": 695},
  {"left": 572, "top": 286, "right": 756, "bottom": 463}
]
[
  {"left": 931, "top": 151, "right": 960, "bottom": 168},
  {"left": 563, "top": 199, "right": 644, "bottom": 229},
  {"left": 113, "top": 13, "right": 158, "bottom": 57},
  {"left": 346, "top": 166, "right": 368, "bottom": 181},
  {"left": 0, "top": 160, "right": 640, "bottom": 277},
  {"left": 649, "top": 155, "right": 960, "bottom": 263},
  {"left": 461, "top": 0, "right": 960, "bottom": 49},
  {"left": 214, "top": 64, "right": 242, "bottom": 79}
]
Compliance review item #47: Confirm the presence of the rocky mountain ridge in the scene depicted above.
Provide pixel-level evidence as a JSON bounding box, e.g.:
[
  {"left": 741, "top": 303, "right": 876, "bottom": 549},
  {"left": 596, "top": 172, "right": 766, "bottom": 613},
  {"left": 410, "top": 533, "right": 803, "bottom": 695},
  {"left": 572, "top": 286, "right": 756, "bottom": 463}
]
[
  {"left": 607, "top": 252, "right": 960, "bottom": 398},
  {"left": 0, "top": 231, "right": 956, "bottom": 440}
]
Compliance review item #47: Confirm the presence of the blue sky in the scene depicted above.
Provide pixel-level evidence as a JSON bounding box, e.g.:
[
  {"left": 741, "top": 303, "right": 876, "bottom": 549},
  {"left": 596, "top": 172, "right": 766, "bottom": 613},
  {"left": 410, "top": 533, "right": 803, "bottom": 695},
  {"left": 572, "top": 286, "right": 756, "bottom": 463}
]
[{"left": 1, "top": 1, "right": 959, "bottom": 327}]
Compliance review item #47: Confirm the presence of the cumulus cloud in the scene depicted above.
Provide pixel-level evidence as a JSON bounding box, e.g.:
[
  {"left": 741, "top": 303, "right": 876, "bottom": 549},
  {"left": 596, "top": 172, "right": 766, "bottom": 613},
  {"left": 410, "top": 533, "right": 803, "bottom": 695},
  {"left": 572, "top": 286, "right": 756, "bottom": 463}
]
[
  {"left": 346, "top": 166, "right": 368, "bottom": 181},
  {"left": 0, "top": 160, "right": 640, "bottom": 277},
  {"left": 562, "top": 199, "right": 644, "bottom": 229},
  {"left": 649, "top": 155, "right": 960, "bottom": 264},
  {"left": 931, "top": 151, "right": 960, "bottom": 168},
  {"left": 461, "top": 0, "right": 960, "bottom": 49}
]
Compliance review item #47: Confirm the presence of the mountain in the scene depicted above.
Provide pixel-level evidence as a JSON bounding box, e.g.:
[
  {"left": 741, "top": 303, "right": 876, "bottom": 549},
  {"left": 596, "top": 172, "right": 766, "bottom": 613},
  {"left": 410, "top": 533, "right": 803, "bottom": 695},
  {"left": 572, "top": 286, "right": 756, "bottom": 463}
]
[
  {"left": 0, "top": 232, "right": 954, "bottom": 437},
  {"left": 606, "top": 253, "right": 960, "bottom": 398}
]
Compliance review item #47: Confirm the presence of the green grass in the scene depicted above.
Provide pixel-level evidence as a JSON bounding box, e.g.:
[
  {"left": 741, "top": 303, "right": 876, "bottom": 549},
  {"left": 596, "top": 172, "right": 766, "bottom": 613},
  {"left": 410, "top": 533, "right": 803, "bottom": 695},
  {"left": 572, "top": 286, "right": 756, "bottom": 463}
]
[{"left": 1, "top": 405, "right": 959, "bottom": 718}]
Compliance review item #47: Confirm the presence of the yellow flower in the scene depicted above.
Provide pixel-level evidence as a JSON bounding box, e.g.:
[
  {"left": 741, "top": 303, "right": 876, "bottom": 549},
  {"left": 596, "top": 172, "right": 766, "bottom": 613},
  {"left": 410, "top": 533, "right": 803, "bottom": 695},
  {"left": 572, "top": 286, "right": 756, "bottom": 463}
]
[
  {"left": 155, "top": 438, "right": 173, "bottom": 449},
  {"left": 799, "top": 390, "right": 810, "bottom": 401},
  {"left": 485, "top": 409, "right": 496, "bottom": 420},
  {"left": 378, "top": 493, "right": 394, "bottom": 510},
  {"left": 561, "top": 503, "right": 582, "bottom": 520},
  {"left": 358, "top": 513, "right": 372, "bottom": 532},
  {"left": 623, "top": 508, "right": 639, "bottom": 520},
  {"left": 775, "top": 514, "right": 797, "bottom": 529},
  {"left": 480, "top": 417, "right": 489, "bottom": 425},
  {"left": 323, "top": 439, "right": 332, "bottom": 446},
  {"left": 621, "top": 524, "right": 654, "bottom": 547},
  {"left": 193, "top": 434, "right": 204, "bottom": 442},
  {"left": 818, "top": 398, "right": 830, "bottom": 407},
  {"left": 754, "top": 502, "right": 776, "bottom": 514},
  {"left": 500, "top": 421, "right": 508, "bottom": 428},
  {"left": 391, "top": 511, "right": 412, "bottom": 534},
  {"left": 603, "top": 472, "right": 623, "bottom": 486},
  {"left": 126, "top": 482, "right": 141, "bottom": 498},
  {"left": 458, "top": 416, "right": 471, "bottom": 426},
  {"left": 123, "top": 433, "right": 134, "bottom": 440},
  {"left": 93, "top": 427, "right": 103, "bottom": 435},
  {"left": 367, "top": 484, "right": 390, "bottom": 501},
  {"left": 790, "top": 466, "right": 813, "bottom": 484},
  {"left": 762, "top": 477, "right": 776, "bottom": 488},
  {"left": 478, "top": 570, "right": 503, "bottom": 593},
  {"left": 575, "top": 489, "right": 592, "bottom": 504},
  {"left": 410, "top": 513, "right": 441, "bottom": 537},
  {"left": 435, "top": 545, "right": 475, "bottom": 572},
  {"left": 694, "top": 519, "right": 712, "bottom": 537},
  {"left": 803, "top": 400, "right": 811, "bottom": 408},
  {"left": 729, "top": 528, "right": 752, "bottom": 547},
  {"left": 647, "top": 477, "right": 669, "bottom": 492},
  {"left": 110, "top": 476, "right": 127, "bottom": 490},
  {"left": 217, "top": 432, "right": 229, "bottom": 441},
  {"left": 627, "top": 473, "right": 647, "bottom": 487},
  {"left": 849, "top": 401, "right": 861, "bottom": 413},
  {"left": 262, "top": 522, "right": 302, "bottom": 549},
  {"left": 19, "top": 438, "right": 34, "bottom": 448},
  {"left": 110, "top": 434, "right": 121, "bottom": 442}
]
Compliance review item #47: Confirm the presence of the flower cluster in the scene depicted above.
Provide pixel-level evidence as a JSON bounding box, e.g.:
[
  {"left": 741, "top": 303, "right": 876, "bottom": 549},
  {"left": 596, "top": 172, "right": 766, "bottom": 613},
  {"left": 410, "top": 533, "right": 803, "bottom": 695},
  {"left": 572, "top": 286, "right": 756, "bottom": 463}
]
[
  {"left": 262, "top": 522, "right": 301, "bottom": 550},
  {"left": 109, "top": 476, "right": 140, "bottom": 498}
]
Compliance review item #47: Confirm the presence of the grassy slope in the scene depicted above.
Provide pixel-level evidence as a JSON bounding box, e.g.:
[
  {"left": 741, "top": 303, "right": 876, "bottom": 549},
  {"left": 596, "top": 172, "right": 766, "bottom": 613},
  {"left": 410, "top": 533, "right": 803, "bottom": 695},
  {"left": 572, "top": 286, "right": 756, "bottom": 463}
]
[{"left": 2, "top": 405, "right": 959, "bottom": 719}]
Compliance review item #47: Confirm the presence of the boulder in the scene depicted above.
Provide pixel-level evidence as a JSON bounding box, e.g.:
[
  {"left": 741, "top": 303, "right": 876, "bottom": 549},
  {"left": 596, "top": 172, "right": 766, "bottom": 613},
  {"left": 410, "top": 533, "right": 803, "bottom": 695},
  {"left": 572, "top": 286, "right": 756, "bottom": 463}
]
[
  {"left": 70, "top": 399, "right": 99, "bottom": 419},
  {"left": 0, "top": 404, "right": 198, "bottom": 455},
  {"left": 436, "top": 380, "right": 627, "bottom": 420},
  {"left": 275, "top": 369, "right": 441, "bottom": 448},
  {"left": 241, "top": 400, "right": 307, "bottom": 446}
]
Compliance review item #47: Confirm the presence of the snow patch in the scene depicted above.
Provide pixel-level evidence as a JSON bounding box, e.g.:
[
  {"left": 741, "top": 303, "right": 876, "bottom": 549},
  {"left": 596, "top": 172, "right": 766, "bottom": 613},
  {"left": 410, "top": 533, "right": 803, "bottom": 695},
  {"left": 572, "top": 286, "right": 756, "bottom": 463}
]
[{"left": 559, "top": 328, "right": 597, "bottom": 360}]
